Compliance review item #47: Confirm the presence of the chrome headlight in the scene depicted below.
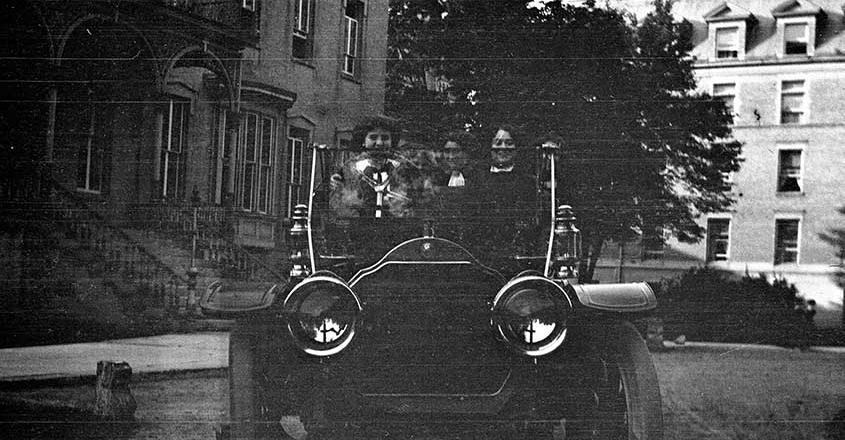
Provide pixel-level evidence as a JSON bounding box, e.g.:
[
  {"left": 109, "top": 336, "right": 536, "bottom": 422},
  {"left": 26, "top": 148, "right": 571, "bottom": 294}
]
[
  {"left": 283, "top": 275, "right": 362, "bottom": 356},
  {"left": 491, "top": 275, "right": 572, "bottom": 357}
]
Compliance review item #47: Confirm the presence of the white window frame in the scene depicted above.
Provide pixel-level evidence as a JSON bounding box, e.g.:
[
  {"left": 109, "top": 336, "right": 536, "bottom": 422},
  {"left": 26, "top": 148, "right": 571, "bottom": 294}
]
[
  {"left": 76, "top": 102, "right": 103, "bottom": 194},
  {"left": 258, "top": 115, "right": 275, "bottom": 214},
  {"left": 776, "top": 16, "right": 816, "bottom": 58},
  {"left": 213, "top": 108, "right": 228, "bottom": 205},
  {"left": 706, "top": 216, "right": 732, "bottom": 263},
  {"left": 293, "top": 0, "right": 316, "bottom": 60},
  {"left": 343, "top": 1, "right": 364, "bottom": 77},
  {"left": 641, "top": 226, "right": 667, "bottom": 261},
  {"left": 712, "top": 82, "right": 737, "bottom": 121},
  {"left": 784, "top": 22, "right": 810, "bottom": 55},
  {"left": 712, "top": 24, "right": 743, "bottom": 60},
  {"left": 779, "top": 79, "right": 807, "bottom": 125},
  {"left": 286, "top": 127, "right": 310, "bottom": 217},
  {"left": 242, "top": 0, "right": 256, "bottom": 12},
  {"left": 774, "top": 215, "right": 802, "bottom": 265},
  {"left": 238, "top": 112, "right": 276, "bottom": 214},
  {"left": 294, "top": 0, "right": 312, "bottom": 36},
  {"left": 343, "top": 16, "right": 359, "bottom": 75},
  {"left": 161, "top": 99, "right": 189, "bottom": 200},
  {"left": 776, "top": 144, "right": 805, "bottom": 194}
]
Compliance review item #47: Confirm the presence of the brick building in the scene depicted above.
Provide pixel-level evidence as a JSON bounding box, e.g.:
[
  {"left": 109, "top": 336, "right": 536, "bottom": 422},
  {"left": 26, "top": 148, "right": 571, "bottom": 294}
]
[
  {"left": 0, "top": 1, "right": 390, "bottom": 313},
  {"left": 591, "top": 0, "right": 845, "bottom": 327}
]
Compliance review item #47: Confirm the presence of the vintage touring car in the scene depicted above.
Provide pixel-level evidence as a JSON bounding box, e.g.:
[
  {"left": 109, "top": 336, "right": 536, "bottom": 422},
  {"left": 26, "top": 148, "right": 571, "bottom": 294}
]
[{"left": 203, "top": 141, "right": 663, "bottom": 439}]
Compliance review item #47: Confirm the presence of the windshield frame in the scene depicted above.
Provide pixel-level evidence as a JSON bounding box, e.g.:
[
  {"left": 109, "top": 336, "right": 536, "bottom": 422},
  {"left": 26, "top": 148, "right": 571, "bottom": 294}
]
[{"left": 303, "top": 143, "right": 559, "bottom": 275}]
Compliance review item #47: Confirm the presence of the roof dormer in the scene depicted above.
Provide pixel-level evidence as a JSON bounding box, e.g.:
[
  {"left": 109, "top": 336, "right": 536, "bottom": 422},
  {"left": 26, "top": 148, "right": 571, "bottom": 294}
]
[
  {"left": 704, "top": 2, "right": 756, "bottom": 61},
  {"left": 772, "top": 0, "right": 825, "bottom": 58}
]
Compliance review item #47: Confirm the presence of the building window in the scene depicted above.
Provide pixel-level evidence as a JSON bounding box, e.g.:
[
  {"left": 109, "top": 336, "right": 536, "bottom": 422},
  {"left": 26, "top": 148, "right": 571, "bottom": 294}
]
[
  {"left": 286, "top": 128, "right": 309, "bottom": 217},
  {"left": 641, "top": 227, "right": 665, "bottom": 260},
  {"left": 75, "top": 103, "right": 104, "bottom": 194},
  {"left": 239, "top": 112, "right": 276, "bottom": 213},
  {"left": 777, "top": 149, "right": 803, "bottom": 193},
  {"left": 343, "top": 1, "right": 364, "bottom": 76},
  {"left": 242, "top": 0, "right": 256, "bottom": 12},
  {"left": 784, "top": 22, "right": 809, "bottom": 55},
  {"left": 715, "top": 27, "right": 739, "bottom": 59},
  {"left": 774, "top": 219, "right": 800, "bottom": 265},
  {"left": 706, "top": 218, "right": 730, "bottom": 262},
  {"left": 338, "top": 135, "right": 351, "bottom": 150},
  {"left": 713, "top": 83, "right": 736, "bottom": 118},
  {"left": 293, "top": 0, "right": 315, "bottom": 59},
  {"left": 780, "top": 80, "right": 805, "bottom": 124},
  {"left": 161, "top": 100, "right": 189, "bottom": 200}
]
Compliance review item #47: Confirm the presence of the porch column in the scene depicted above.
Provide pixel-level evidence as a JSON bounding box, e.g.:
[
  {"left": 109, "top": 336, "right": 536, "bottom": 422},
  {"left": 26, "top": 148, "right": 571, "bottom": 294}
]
[
  {"left": 224, "top": 111, "right": 241, "bottom": 207},
  {"left": 152, "top": 104, "right": 164, "bottom": 192}
]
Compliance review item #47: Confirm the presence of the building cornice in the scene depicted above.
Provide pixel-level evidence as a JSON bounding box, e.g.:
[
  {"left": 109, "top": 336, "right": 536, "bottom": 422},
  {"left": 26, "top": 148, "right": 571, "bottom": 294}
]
[
  {"left": 693, "top": 55, "right": 845, "bottom": 69},
  {"left": 241, "top": 80, "right": 297, "bottom": 104}
]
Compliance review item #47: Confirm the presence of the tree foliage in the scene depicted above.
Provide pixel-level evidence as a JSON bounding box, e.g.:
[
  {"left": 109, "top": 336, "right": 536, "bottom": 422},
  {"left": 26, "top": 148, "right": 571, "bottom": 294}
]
[
  {"left": 387, "top": 0, "right": 742, "bottom": 280},
  {"left": 819, "top": 206, "right": 845, "bottom": 289}
]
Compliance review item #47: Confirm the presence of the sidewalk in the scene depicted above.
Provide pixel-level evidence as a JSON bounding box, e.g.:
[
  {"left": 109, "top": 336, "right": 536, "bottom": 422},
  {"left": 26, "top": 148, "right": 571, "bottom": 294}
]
[
  {"left": 0, "top": 332, "right": 228, "bottom": 383},
  {"left": 1, "top": 332, "right": 842, "bottom": 384},
  {"left": 662, "top": 340, "right": 845, "bottom": 354}
]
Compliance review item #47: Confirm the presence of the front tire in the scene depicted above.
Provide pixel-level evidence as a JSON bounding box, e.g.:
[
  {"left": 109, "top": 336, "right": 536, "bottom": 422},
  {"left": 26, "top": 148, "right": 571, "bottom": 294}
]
[{"left": 588, "top": 320, "right": 664, "bottom": 439}]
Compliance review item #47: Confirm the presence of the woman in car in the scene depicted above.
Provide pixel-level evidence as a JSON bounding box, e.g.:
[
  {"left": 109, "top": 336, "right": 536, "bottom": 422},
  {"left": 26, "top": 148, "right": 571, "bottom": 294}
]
[
  {"left": 431, "top": 130, "right": 483, "bottom": 240},
  {"left": 329, "top": 117, "right": 411, "bottom": 218},
  {"left": 434, "top": 130, "right": 481, "bottom": 189},
  {"left": 472, "top": 124, "right": 540, "bottom": 266}
]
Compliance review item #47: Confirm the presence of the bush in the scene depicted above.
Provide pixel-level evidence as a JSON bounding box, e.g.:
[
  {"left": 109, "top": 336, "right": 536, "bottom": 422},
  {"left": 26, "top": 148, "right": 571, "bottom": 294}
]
[{"left": 653, "top": 267, "right": 813, "bottom": 347}]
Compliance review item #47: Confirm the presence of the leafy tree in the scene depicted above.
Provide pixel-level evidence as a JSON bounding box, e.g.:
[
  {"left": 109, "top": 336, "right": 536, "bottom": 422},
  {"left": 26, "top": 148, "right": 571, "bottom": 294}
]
[
  {"left": 820, "top": 206, "right": 845, "bottom": 288},
  {"left": 819, "top": 206, "right": 845, "bottom": 326},
  {"left": 386, "top": 0, "right": 454, "bottom": 143},
  {"left": 387, "top": 0, "right": 742, "bottom": 281}
]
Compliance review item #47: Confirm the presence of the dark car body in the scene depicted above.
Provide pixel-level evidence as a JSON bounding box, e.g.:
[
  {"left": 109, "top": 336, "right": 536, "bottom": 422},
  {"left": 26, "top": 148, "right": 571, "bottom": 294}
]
[{"left": 204, "top": 144, "right": 663, "bottom": 440}]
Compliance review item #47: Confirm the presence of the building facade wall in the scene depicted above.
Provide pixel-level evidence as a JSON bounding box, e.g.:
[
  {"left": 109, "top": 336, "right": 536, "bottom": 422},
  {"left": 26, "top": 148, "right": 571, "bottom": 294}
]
[
  {"left": 228, "top": 0, "right": 389, "bottom": 242},
  {"left": 592, "top": 0, "right": 845, "bottom": 327},
  {"left": 3, "top": 0, "right": 390, "bottom": 250}
]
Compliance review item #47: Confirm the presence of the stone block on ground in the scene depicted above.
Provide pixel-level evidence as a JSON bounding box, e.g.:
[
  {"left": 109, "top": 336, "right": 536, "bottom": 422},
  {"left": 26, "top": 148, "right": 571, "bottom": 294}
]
[{"left": 93, "top": 360, "right": 136, "bottom": 420}]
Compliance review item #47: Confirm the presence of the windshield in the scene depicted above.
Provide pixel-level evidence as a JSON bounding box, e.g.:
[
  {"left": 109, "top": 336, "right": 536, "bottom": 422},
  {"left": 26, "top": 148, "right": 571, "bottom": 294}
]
[
  {"left": 325, "top": 149, "right": 441, "bottom": 219},
  {"left": 310, "top": 147, "right": 546, "bottom": 271}
]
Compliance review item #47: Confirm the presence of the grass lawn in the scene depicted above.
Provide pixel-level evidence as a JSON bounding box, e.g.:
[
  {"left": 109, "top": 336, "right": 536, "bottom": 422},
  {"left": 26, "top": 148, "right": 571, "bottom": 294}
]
[
  {"left": 654, "top": 346, "right": 844, "bottom": 439},
  {"left": 1, "top": 346, "right": 842, "bottom": 439}
]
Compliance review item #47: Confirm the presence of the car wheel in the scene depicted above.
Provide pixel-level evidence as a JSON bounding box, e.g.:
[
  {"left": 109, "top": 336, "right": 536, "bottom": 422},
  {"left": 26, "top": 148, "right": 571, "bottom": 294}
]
[
  {"left": 582, "top": 320, "right": 664, "bottom": 440},
  {"left": 508, "top": 320, "right": 662, "bottom": 440}
]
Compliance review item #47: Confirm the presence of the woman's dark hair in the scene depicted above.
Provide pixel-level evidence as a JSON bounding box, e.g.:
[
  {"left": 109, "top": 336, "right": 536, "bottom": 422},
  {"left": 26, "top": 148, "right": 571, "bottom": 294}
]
[
  {"left": 489, "top": 123, "right": 521, "bottom": 148},
  {"left": 351, "top": 116, "right": 400, "bottom": 149},
  {"left": 443, "top": 130, "right": 481, "bottom": 156}
]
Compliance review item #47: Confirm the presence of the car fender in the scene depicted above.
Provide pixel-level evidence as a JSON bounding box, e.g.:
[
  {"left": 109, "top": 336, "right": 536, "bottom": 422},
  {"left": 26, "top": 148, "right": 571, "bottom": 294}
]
[
  {"left": 200, "top": 280, "right": 281, "bottom": 317},
  {"left": 569, "top": 282, "right": 656, "bottom": 313}
]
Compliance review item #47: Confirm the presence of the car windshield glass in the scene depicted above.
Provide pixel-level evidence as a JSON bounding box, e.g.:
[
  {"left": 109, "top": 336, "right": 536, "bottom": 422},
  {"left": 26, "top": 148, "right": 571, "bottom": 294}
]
[
  {"left": 324, "top": 149, "right": 442, "bottom": 219},
  {"left": 311, "top": 147, "right": 543, "bottom": 268}
]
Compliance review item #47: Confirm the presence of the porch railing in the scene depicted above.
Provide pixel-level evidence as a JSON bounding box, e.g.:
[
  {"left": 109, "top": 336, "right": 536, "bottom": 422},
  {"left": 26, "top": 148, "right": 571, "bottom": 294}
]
[
  {"left": 47, "top": 182, "right": 185, "bottom": 312},
  {"left": 131, "top": 202, "right": 287, "bottom": 282}
]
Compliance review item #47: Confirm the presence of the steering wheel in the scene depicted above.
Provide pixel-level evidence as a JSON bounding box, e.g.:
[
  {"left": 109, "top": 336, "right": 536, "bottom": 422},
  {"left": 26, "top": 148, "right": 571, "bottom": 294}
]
[
  {"left": 338, "top": 151, "right": 415, "bottom": 218},
  {"left": 354, "top": 152, "right": 414, "bottom": 195}
]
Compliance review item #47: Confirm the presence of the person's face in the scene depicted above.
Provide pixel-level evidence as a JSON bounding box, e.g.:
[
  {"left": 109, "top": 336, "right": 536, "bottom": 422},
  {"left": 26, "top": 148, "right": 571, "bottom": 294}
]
[
  {"left": 363, "top": 128, "right": 392, "bottom": 149},
  {"left": 490, "top": 129, "right": 516, "bottom": 167},
  {"left": 443, "top": 140, "right": 468, "bottom": 171}
]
